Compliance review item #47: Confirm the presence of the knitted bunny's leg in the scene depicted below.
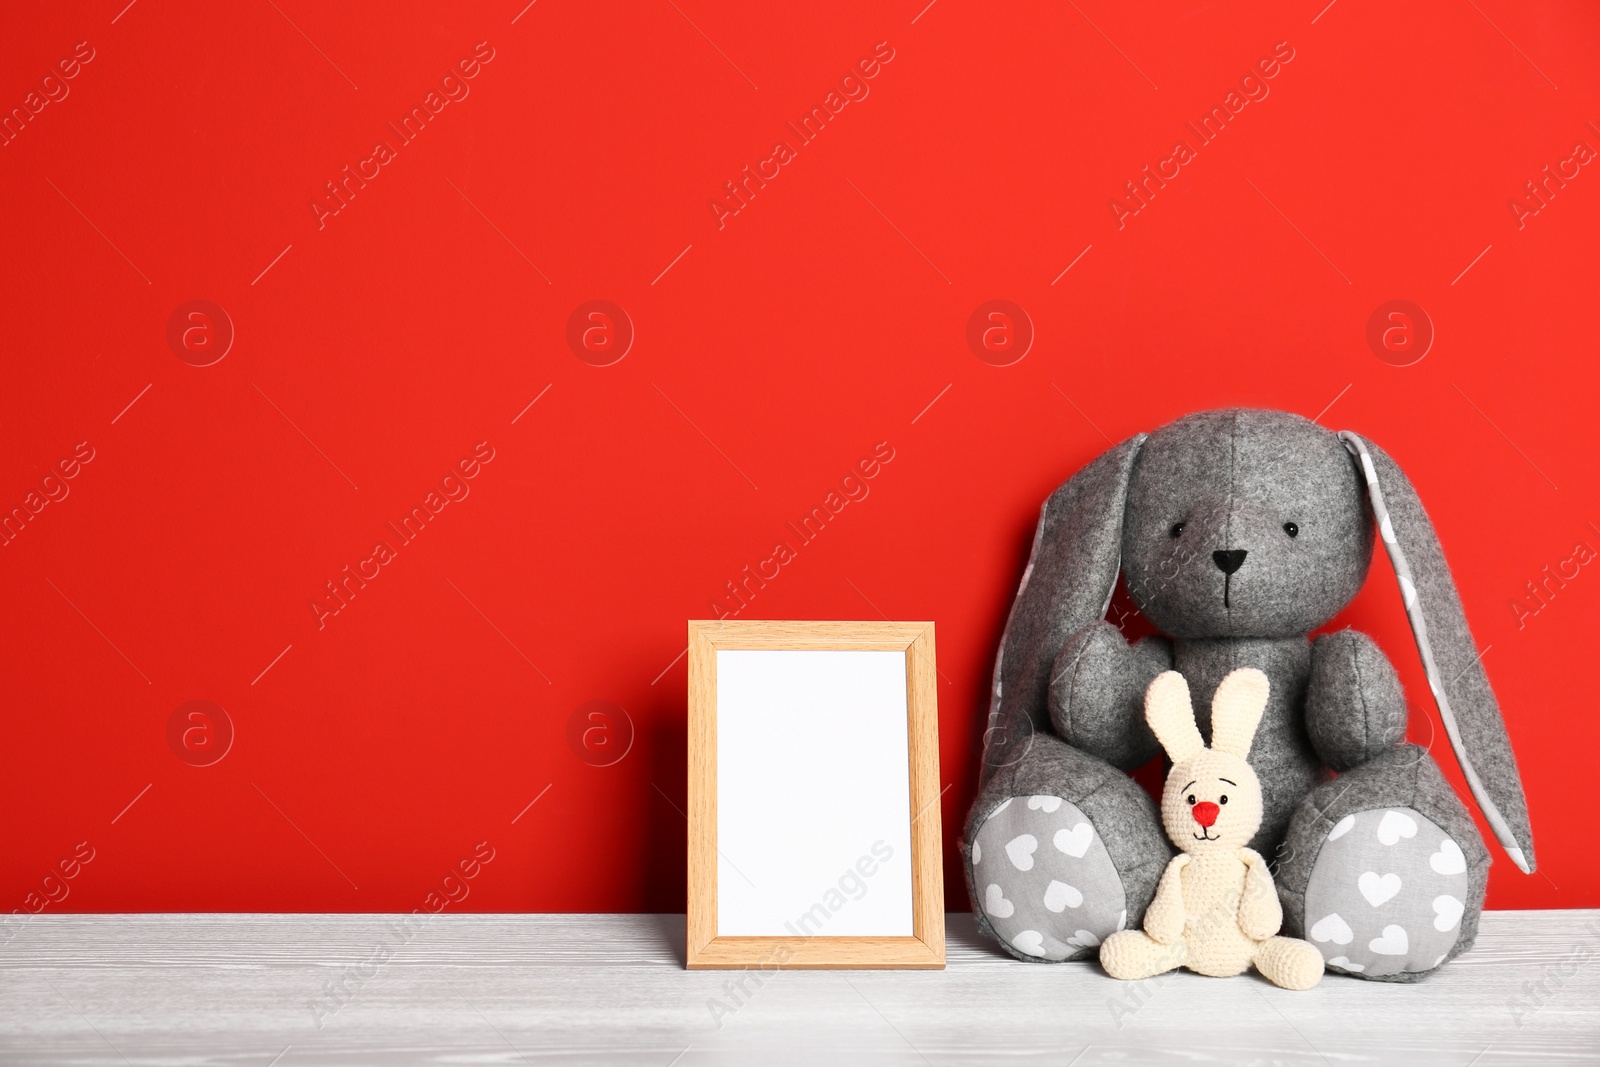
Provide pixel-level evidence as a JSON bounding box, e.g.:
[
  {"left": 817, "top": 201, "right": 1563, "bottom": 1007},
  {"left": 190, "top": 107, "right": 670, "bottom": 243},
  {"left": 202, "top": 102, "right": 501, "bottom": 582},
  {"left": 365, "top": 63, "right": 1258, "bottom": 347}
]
[
  {"left": 966, "top": 733, "right": 1170, "bottom": 962},
  {"left": 1101, "top": 930, "right": 1187, "bottom": 981},
  {"left": 1253, "top": 936, "right": 1324, "bottom": 990},
  {"left": 1275, "top": 744, "right": 1486, "bottom": 982}
]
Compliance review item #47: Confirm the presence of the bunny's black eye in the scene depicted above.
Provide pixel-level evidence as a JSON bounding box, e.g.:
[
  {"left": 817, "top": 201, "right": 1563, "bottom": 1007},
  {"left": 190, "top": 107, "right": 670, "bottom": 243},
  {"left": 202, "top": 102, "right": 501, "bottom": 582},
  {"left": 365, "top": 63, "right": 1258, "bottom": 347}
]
[
  {"left": 1170, "top": 522, "right": 1186, "bottom": 538},
  {"left": 1186, "top": 794, "right": 1196, "bottom": 805},
  {"left": 1219, "top": 795, "right": 1229, "bottom": 804},
  {"left": 1283, "top": 522, "right": 1299, "bottom": 538}
]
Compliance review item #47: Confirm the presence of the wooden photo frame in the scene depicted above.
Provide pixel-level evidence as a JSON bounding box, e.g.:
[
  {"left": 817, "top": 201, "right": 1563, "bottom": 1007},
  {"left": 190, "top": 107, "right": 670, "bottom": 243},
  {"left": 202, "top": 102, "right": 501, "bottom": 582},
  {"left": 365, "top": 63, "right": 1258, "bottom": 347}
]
[{"left": 686, "top": 620, "right": 944, "bottom": 969}]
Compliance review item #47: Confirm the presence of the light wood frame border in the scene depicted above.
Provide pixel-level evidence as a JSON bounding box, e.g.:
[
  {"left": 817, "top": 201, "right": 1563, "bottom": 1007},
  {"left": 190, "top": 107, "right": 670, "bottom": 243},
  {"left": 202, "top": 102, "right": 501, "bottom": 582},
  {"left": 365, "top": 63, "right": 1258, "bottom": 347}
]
[{"left": 686, "top": 620, "right": 944, "bottom": 970}]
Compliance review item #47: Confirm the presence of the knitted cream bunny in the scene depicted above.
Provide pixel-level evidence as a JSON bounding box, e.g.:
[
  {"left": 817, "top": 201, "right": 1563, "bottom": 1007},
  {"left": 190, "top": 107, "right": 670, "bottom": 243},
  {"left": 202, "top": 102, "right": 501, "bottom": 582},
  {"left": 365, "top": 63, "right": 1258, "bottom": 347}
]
[{"left": 1100, "top": 668, "right": 1324, "bottom": 990}]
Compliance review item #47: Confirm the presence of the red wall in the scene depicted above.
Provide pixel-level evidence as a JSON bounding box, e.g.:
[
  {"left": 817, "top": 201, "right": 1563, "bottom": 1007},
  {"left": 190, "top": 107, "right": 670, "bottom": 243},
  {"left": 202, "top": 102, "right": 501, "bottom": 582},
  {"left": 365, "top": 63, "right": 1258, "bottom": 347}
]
[{"left": 1, "top": 0, "right": 1595, "bottom": 916}]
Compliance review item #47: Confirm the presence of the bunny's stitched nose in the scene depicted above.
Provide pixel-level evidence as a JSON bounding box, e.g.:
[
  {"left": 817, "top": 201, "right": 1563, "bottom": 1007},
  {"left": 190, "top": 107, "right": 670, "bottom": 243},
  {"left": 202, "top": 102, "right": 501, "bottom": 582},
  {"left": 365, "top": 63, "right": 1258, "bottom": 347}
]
[
  {"left": 1192, "top": 801, "right": 1220, "bottom": 828},
  {"left": 1212, "top": 549, "right": 1248, "bottom": 575}
]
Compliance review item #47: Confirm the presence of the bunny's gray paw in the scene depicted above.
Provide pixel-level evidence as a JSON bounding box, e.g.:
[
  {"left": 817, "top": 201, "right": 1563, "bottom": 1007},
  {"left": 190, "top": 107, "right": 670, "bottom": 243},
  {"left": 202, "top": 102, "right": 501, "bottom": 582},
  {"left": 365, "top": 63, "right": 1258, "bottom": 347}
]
[
  {"left": 965, "top": 734, "right": 1169, "bottom": 962},
  {"left": 1299, "top": 806, "right": 1472, "bottom": 979},
  {"left": 970, "top": 795, "right": 1129, "bottom": 961},
  {"left": 1277, "top": 745, "right": 1489, "bottom": 981},
  {"left": 1049, "top": 622, "right": 1170, "bottom": 770}
]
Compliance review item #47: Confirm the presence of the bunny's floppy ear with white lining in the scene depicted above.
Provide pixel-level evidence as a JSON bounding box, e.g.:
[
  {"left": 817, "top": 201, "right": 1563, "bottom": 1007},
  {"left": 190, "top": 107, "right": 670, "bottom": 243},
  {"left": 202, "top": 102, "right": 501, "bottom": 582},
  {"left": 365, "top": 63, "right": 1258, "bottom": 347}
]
[
  {"left": 1144, "top": 670, "right": 1204, "bottom": 763},
  {"left": 981, "top": 434, "right": 1147, "bottom": 781},
  {"left": 1338, "top": 431, "right": 1536, "bottom": 873},
  {"left": 1209, "top": 668, "right": 1269, "bottom": 760}
]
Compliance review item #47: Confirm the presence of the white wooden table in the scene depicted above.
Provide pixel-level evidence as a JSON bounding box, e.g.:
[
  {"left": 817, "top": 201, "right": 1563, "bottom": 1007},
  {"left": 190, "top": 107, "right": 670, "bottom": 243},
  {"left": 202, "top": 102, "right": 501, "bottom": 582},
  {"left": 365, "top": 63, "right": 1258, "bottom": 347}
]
[{"left": 1, "top": 911, "right": 1596, "bottom": 1065}]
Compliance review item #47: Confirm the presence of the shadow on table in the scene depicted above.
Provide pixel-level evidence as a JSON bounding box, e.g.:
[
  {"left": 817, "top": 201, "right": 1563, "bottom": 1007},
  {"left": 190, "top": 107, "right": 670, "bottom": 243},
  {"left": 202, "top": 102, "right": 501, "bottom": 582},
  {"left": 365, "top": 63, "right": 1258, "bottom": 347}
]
[{"left": 650, "top": 912, "right": 689, "bottom": 967}]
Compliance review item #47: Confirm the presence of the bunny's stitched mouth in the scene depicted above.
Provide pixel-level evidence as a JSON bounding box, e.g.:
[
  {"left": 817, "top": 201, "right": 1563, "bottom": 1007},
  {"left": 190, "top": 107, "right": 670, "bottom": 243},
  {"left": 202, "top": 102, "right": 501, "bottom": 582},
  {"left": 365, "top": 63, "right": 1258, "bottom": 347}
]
[{"left": 1192, "top": 829, "right": 1220, "bottom": 842}]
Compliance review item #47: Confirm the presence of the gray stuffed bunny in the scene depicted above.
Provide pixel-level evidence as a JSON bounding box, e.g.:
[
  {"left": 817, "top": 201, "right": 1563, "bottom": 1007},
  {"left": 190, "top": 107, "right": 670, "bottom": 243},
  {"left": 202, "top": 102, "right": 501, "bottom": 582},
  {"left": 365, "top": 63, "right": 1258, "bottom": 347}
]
[{"left": 965, "top": 409, "right": 1534, "bottom": 981}]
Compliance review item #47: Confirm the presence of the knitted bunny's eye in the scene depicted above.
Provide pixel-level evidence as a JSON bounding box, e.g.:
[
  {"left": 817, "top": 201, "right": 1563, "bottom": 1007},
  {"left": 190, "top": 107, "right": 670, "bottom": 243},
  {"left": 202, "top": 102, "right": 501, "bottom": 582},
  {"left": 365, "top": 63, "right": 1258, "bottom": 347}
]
[
  {"left": 1219, "top": 795, "right": 1229, "bottom": 804},
  {"left": 1283, "top": 522, "right": 1299, "bottom": 538},
  {"left": 1186, "top": 794, "right": 1196, "bottom": 805}
]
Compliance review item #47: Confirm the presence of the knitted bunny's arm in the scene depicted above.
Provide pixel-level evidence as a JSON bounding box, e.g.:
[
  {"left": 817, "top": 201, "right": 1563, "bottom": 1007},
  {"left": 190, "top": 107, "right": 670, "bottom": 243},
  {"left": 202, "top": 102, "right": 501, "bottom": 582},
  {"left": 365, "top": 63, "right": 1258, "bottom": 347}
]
[
  {"left": 1144, "top": 854, "right": 1189, "bottom": 945},
  {"left": 1237, "top": 848, "right": 1282, "bottom": 941}
]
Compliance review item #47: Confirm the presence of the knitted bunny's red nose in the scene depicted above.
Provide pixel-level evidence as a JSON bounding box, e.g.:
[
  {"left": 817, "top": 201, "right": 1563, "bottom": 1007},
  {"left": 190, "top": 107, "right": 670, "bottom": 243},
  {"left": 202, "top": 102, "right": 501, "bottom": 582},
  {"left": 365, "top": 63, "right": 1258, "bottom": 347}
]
[{"left": 1192, "top": 801, "right": 1220, "bottom": 828}]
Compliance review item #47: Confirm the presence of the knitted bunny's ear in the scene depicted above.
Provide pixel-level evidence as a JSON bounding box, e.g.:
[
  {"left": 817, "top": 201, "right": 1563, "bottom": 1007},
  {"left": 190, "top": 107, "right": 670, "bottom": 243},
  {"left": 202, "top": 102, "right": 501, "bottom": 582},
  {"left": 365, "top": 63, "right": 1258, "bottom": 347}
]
[
  {"left": 1145, "top": 671, "right": 1204, "bottom": 763},
  {"left": 1210, "top": 668, "right": 1269, "bottom": 760}
]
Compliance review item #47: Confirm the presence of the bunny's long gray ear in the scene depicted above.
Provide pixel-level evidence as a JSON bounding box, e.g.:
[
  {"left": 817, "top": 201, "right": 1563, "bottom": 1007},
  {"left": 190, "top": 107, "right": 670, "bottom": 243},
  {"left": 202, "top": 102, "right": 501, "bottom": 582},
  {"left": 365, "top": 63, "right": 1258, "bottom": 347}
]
[
  {"left": 1338, "top": 431, "right": 1535, "bottom": 873},
  {"left": 981, "top": 433, "right": 1146, "bottom": 784}
]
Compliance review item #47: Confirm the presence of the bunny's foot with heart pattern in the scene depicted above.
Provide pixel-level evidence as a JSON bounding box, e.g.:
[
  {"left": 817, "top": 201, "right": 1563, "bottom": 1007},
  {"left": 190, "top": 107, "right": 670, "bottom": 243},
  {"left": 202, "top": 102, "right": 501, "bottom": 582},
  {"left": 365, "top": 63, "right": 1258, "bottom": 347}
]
[
  {"left": 1276, "top": 745, "right": 1485, "bottom": 981},
  {"left": 965, "top": 733, "right": 1171, "bottom": 962}
]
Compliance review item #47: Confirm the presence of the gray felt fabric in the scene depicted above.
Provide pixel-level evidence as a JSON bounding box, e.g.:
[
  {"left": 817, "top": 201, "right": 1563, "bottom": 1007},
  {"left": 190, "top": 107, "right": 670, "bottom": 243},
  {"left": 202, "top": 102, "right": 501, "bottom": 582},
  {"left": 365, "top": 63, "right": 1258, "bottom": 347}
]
[
  {"left": 1300, "top": 806, "right": 1470, "bottom": 979},
  {"left": 981, "top": 435, "right": 1146, "bottom": 783},
  {"left": 1049, "top": 622, "right": 1170, "bottom": 770},
  {"left": 1344, "top": 434, "right": 1535, "bottom": 873},
  {"left": 1306, "top": 630, "right": 1408, "bottom": 771},
  {"left": 1121, "top": 410, "right": 1373, "bottom": 641},
  {"left": 1275, "top": 744, "right": 1490, "bottom": 983},
  {"left": 966, "top": 408, "right": 1532, "bottom": 979}
]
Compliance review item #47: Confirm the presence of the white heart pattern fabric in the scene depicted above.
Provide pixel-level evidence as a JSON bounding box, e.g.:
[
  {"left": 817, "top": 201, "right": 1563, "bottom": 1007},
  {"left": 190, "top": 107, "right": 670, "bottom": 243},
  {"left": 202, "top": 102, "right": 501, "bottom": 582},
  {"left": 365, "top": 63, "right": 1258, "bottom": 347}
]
[
  {"left": 1309, "top": 913, "right": 1354, "bottom": 945},
  {"left": 1358, "top": 871, "right": 1402, "bottom": 907},
  {"left": 1053, "top": 823, "right": 1094, "bottom": 858},
  {"left": 1011, "top": 930, "right": 1046, "bottom": 956},
  {"left": 984, "top": 883, "right": 1015, "bottom": 920},
  {"left": 1432, "top": 895, "right": 1464, "bottom": 932},
  {"left": 970, "top": 797, "right": 1127, "bottom": 963},
  {"left": 1430, "top": 839, "right": 1466, "bottom": 876},
  {"left": 1377, "top": 810, "right": 1418, "bottom": 846},
  {"left": 1005, "top": 834, "right": 1038, "bottom": 872},
  {"left": 1301, "top": 807, "right": 1472, "bottom": 979},
  {"left": 1043, "top": 880, "right": 1083, "bottom": 913},
  {"left": 1369, "top": 925, "right": 1409, "bottom": 955}
]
